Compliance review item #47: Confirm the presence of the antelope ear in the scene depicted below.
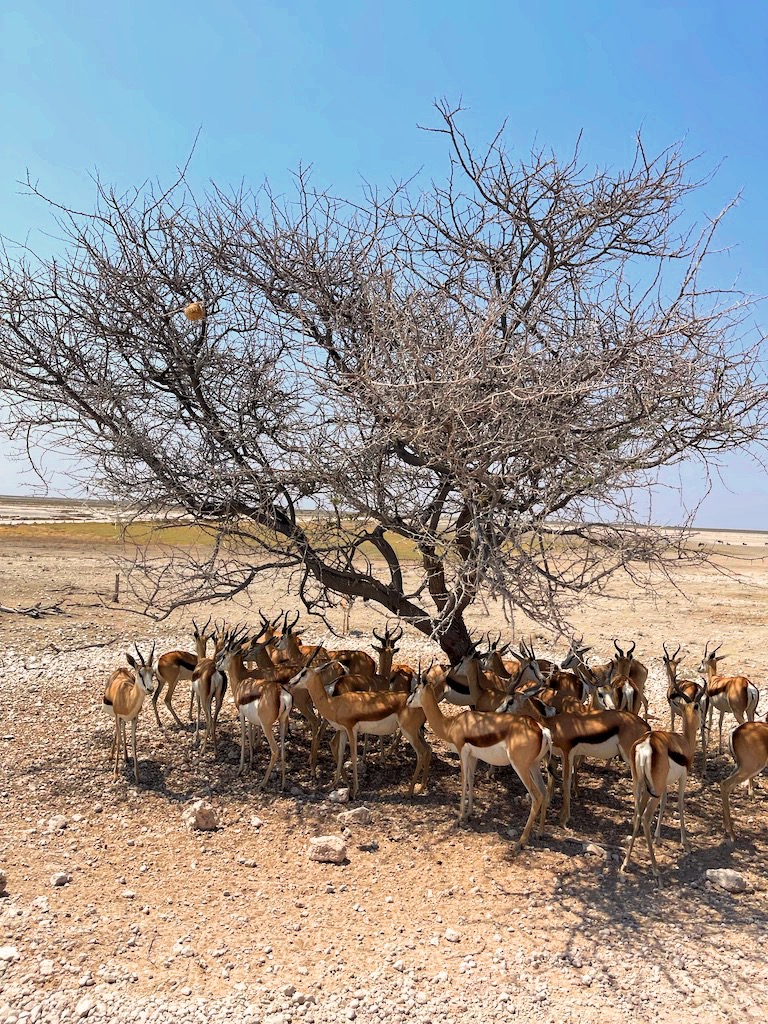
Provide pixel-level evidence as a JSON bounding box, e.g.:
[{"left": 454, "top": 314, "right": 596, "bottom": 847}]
[{"left": 126, "top": 653, "right": 137, "bottom": 668}]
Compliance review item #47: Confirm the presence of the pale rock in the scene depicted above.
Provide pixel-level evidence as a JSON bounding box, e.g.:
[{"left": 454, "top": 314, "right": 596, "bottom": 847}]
[
  {"left": 0, "top": 868, "right": 6, "bottom": 893},
  {"left": 39, "top": 959, "right": 55, "bottom": 977},
  {"left": 75, "top": 994, "right": 95, "bottom": 1018},
  {"left": 444, "top": 928, "right": 461, "bottom": 943},
  {"left": 182, "top": 800, "right": 219, "bottom": 832},
  {"left": 0, "top": 946, "right": 18, "bottom": 961},
  {"left": 328, "top": 788, "right": 350, "bottom": 804},
  {"left": 50, "top": 872, "right": 71, "bottom": 887},
  {"left": 46, "top": 815, "right": 67, "bottom": 832},
  {"left": 250, "top": 816, "right": 264, "bottom": 829},
  {"left": 337, "top": 806, "right": 372, "bottom": 826},
  {"left": 705, "top": 869, "right": 749, "bottom": 893},
  {"left": 31, "top": 896, "right": 49, "bottom": 913},
  {"left": 583, "top": 842, "right": 608, "bottom": 860},
  {"left": 307, "top": 835, "right": 347, "bottom": 864}
]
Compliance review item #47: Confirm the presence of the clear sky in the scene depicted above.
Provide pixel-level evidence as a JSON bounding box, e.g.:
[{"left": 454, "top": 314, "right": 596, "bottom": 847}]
[{"left": 1, "top": 1, "right": 766, "bottom": 526}]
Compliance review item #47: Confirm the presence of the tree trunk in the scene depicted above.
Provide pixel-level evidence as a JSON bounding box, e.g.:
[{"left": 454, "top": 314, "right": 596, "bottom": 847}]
[{"left": 437, "top": 614, "right": 472, "bottom": 664}]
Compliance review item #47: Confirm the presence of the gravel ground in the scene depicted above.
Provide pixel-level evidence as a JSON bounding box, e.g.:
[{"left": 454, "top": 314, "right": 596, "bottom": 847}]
[{"left": 1, "top": 532, "right": 768, "bottom": 1022}]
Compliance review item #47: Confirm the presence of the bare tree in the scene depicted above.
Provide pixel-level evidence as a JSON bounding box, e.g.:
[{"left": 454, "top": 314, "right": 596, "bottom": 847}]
[{"left": 1, "top": 102, "right": 765, "bottom": 659}]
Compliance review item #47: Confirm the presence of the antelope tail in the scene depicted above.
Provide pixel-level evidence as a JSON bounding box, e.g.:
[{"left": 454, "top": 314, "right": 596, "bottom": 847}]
[{"left": 635, "top": 738, "right": 660, "bottom": 799}]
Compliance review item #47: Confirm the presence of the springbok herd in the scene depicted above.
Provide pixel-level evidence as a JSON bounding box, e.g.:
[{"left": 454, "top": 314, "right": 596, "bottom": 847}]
[{"left": 102, "top": 614, "right": 768, "bottom": 881}]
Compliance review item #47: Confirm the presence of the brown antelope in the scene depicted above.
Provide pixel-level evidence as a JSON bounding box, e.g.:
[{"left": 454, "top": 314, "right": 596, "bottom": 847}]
[
  {"left": 217, "top": 637, "right": 293, "bottom": 787},
  {"left": 546, "top": 709, "right": 651, "bottom": 826},
  {"left": 406, "top": 672, "right": 551, "bottom": 850},
  {"left": 661, "top": 643, "right": 709, "bottom": 768},
  {"left": 608, "top": 640, "right": 649, "bottom": 715},
  {"left": 241, "top": 626, "right": 325, "bottom": 777},
  {"left": 288, "top": 657, "right": 431, "bottom": 798},
  {"left": 621, "top": 690, "right": 705, "bottom": 880},
  {"left": 152, "top": 618, "right": 212, "bottom": 728},
  {"left": 372, "top": 623, "right": 414, "bottom": 690},
  {"left": 721, "top": 717, "right": 768, "bottom": 839},
  {"left": 698, "top": 642, "right": 759, "bottom": 753},
  {"left": 103, "top": 646, "right": 156, "bottom": 784},
  {"left": 596, "top": 666, "right": 644, "bottom": 716},
  {"left": 446, "top": 647, "right": 543, "bottom": 708},
  {"left": 561, "top": 639, "right": 648, "bottom": 711},
  {"left": 479, "top": 633, "right": 519, "bottom": 680},
  {"left": 190, "top": 625, "right": 232, "bottom": 755}
]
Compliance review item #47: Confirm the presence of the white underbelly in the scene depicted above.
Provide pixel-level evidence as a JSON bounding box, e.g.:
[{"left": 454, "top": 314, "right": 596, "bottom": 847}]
[
  {"left": 442, "top": 687, "right": 475, "bottom": 707},
  {"left": 667, "top": 762, "right": 687, "bottom": 785},
  {"left": 358, "top": 715, "right": 399, "bottom": 736},
  {"left": 466, "top": 740, "right": 509, "bottom": 766},
  {"left": 709, "top": 692, "right": 731, "bottom": 712},
  {"left": 570, "top": 737, "right": 621, "bottom": 761}
]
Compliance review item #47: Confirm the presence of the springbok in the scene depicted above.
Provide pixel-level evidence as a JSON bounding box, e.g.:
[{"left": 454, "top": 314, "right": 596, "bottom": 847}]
[
  {"left": 152, "top": 618, "right": 212, "bottom": 728},
  {"left": 698, "top": 642, "right": 759, "bottom": 753},
  {"left": 103, "top": 646, "right": 156, "bottom": 784},
  {"left": 721, "top": 717, "right": 768, "bottom": 839},
  {"left": 406, "top": 671, "right": 551, "bottom": 850},
  {"left": 621, "top": 690, "right": 705, "bottom": 880}
]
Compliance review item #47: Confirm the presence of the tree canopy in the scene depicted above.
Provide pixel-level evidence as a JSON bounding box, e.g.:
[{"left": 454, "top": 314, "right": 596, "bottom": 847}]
[{"left": 1, "top": 102, "right": 765, "bottom": 658}]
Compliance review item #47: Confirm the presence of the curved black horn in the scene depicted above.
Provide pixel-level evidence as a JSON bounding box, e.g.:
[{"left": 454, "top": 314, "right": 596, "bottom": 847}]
[
  {"left": 613, "top": 639, "right": 624, "bottom": 657},
  {"left": 662, "top": 641, "right": 670, "bottom": 659},
  {"left": 372, "top": 627, "right": 386, "bottom": 644},
  {"left": 711, "top": 641, "right": 723, "bottom": 656},
  {"left": 134, "top": 642, "right": 144, "bottom": 666},
  {"left": 627, "top": 640, "right": 636, "bottom": 658}
]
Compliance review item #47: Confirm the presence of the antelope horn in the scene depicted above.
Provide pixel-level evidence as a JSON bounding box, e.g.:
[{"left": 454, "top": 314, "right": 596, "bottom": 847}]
[
  {"left": 662, "top": 641, "right": 670, "bottom": 659},
  {"left": 304, "top": 645, "right": 322, "bottom": 668},
  {"left": 613, "top": 639, "right": 624, "bottom": 657},
  {"left": 711, "top": 641, "right": 723, "bottom": 656},
  {"left": 673, "top": 644, "right": 681, "bottom": 659},
  {"left": 372, "top": 627, "right": 386, "bottom": 644},
  {"left": 627, "top": 640, "right": 636, "bottom": 657},
  {"left": 287, "top": 610, "right": 300, "bottom": 632},
  {"left": 271, "top": 610, "right": 284, "bottom": 627},
  {"left": 134, "top": 643, "right": 145, "bottom": 666},
  {"left": 391, "top": 624, "right": 403, "bottom": 643}
]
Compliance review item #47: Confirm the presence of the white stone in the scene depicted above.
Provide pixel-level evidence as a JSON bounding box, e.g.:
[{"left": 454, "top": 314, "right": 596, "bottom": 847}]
[
  {"left": 0, "top": 869, "right": 6, "bottom": 893},
  {"left": 75, "top": 995, "right": 95, "bottom": 1018},
  {"left": 337, "top": 806, "right": 372, "bottom": 825},
  {"left": 307, "top": 835, "right": 348, "bottom": 864},
  {"left": 705, "top": 868, "right": 749, "bottom": 893},
  {"left": 250, "top": 816, "right": 264, "bottom": 829},
  {"left": 0, "top": 946, "right": 18, "bottom": 962},
  {"left": 50, "top": 871, "right": 71, "bottom": 887},
  {"left": 40, "top": 959, "right": 55, "bottom": 977},
  {"left": 182, "top": 800, "right": 219, "bottom": 831},
  {"left": 328, "top": 788, "right": 350, "bottom": 804},
  {"left": 46, "top": 815, "right": 68, "bottom": 832},
  {"left": 444, "top": 928, "right": 461, "bottom": 943}
]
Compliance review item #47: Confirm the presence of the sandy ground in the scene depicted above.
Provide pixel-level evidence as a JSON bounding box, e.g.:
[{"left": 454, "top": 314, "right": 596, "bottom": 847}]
[{"left": 0, "top": 513, "right": 767, "bottom": 1023}]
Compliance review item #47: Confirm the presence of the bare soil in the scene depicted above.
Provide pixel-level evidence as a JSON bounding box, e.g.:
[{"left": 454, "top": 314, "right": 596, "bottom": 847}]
[{"left": 0, "top": 519, "right": 767, "bottom": 1023}]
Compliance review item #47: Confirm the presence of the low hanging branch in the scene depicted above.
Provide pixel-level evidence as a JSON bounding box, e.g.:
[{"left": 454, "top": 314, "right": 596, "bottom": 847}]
[{"left": 0, "top": 100, "right": 765, "bottom": 660}]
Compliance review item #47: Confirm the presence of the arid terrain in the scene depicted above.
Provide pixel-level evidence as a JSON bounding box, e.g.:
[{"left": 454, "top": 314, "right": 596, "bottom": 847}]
[{"left": 1, "top": 503, "right": 767, "bottom": 1024}]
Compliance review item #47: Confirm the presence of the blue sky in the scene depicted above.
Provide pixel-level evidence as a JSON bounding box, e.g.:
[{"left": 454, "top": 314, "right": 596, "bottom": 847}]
[{"left": 1, "top": 1, "right": 766, "bottom": 526}]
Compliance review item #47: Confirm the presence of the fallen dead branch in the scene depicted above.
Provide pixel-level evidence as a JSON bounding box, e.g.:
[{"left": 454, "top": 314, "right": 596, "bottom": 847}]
[{"left": 0, "top": 600, "right": 67, "bottom": 618}]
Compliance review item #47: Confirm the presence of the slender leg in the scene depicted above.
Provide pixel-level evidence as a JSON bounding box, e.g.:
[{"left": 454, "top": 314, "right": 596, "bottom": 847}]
[
  {"left": 718, "top": 709, "right": 725, "bottom": 754},
  {"left": 334, "top": 730, "right": 347, "bottom": 787},
  {"left": 279, "top": 701, "right": 291, "bottom": 792},
  {"left": 122, "top": 720, "right": 129, "bottom": 764},
  {"left": 559, "top": 753, "right": 573, "bottom": 826},
  {"left": 350, "top": 726, "right": 360, "bottom": 798},
  {"left": 259, "top": 722, "right": 279, "bottom": 792},
  {"left": 152, "top": 679, "right": 165, "bottom": 729},
  {"left": 642, "top": 795, "right": 663, "bottom": 879},
  {"left": 165, "top": 679, "right": 184, "bottom": 728},
  {"left": 621, "top": 788, "right": 649, "bottom": 874},
  {"left": 465, "top": 755, "right": 478, "bottom": 819},
  {"left": 721, "top": 762, "right": 762, "bottom": 839},
  {"left": 238, "top": 711, "right": 247, "bottom": 775},
  {"left": 654, "top": 790, "right": 668, "bottom": 842},
  {"left": 677, "top": 774, "right": 690, "bottom": 853},
  {"left": 131, "top": 718, "right": 139, "bottom": 784},
  {"left": 458, "top": 752, "right": 468, "bottom": 823}
]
